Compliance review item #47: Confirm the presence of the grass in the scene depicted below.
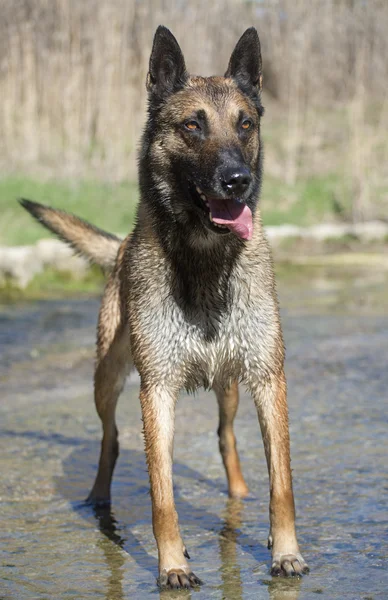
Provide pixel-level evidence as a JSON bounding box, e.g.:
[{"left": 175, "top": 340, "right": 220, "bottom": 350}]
[
  {"left": 261, "top": 173, "right": 346, "bottom": 226},
  {"left": 0, "top": 170, "right": 385, "bottom": 301},
  {"left": 0, "top": 175, "right": 139, "bottom": 245},
  {"left": 0, "top": 172, "right": 345, "bottom": 247},
  {"left": 0, "top": 265, "right": 105, "bottom": 303}
]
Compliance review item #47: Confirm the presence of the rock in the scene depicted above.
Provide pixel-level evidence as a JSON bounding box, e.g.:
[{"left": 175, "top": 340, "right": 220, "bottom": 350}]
[
  {"left": 352, "top": 221, "right": 388, "bottom": 241},
  {"left": 35, "top": 239, "right": 88, "bottom": 276},
  {"left": 265, "top": 225, "right": 302, "bottom": 241},
  {"left": 266, "top": 221, "right": 388, "bottom": 244},
  {"left": 0, "top": 239, "right": 88, "bottom": 288},
  {"left": 0, "top": 246, "right": 43, "bottom": 288}
]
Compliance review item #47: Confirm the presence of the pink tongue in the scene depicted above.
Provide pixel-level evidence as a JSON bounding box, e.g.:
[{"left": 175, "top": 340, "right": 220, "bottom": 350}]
[{"left": 208, "top": 198, "right": 253, "bottom": 240}]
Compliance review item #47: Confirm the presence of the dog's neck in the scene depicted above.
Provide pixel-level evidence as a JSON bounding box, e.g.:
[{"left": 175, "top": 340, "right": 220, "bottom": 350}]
[
  {"left": 137, "top": 194, "right": 246, "bottom": 309},
  {"left": 143, "top": 201, "right": 244, "bottom": 268},
  {"left": 168, "top": 236, "right": 241, "bottom": 334},
  {"left": 168, "top": 222, "right": 245, "bottom": 315}
]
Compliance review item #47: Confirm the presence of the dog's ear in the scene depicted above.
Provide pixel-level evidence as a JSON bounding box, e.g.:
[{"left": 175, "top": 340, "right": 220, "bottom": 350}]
[
  {"left": 147, "top": 26, "right": 187, "bottom": 102},
  {"left": 225, "top": 28, "right": 262, "bottom": 92}
]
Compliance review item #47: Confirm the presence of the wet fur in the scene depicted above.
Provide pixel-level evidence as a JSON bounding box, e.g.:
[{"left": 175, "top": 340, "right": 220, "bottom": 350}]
[{"left": 20, "top": 26, "right": 308, "bottom": 589}]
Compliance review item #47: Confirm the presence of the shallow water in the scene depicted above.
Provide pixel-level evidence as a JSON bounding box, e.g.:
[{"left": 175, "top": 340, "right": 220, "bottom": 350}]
[{"left": 1, "top": 269, "right": 388, "bottom": 599}]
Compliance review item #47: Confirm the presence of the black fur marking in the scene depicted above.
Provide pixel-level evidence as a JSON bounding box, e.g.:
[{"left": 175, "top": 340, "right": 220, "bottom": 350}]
[
  {"left": 225, "top": 27, "right": 264, "bottom": 116},
  {"left": 225, "top": 27, "right": 262, "bottom": 90},
  {"left": 147, "top": 25, "right": 188, "bottom": 109}
]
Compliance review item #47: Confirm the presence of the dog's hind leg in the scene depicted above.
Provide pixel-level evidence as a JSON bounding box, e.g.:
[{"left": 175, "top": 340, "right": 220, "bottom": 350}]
[
  {"left": 86, "top": 324, "right": 131, "bottom": 506},
  {"left": 250, "top": 370, "right": 309, "bottom": 577},
  {"left": 214, "top": 381, "right": 249, "bottom": 499},
  {"left": 86, "top": 270, "right": 132, "bottom": 506}
]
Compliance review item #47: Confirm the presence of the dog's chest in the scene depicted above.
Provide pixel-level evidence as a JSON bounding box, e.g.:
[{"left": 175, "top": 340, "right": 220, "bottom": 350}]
[{"left": 136, "top": 271, "right": 279, "bottom": 390}]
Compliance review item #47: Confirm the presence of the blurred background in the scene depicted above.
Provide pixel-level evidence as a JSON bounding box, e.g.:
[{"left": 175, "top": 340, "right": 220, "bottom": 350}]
[{"left": 1, "top": 0, "right": 388, "bottom": 293}]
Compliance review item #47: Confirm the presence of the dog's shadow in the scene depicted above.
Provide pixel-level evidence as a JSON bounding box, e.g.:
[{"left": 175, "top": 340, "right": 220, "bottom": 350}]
[
  {"left": 56, "top": 437, "right": 235, "bottom": 576},
  {"left": 3, "top": 427, "right": 302, "bottom": 599},
  {"left": 55, "top": 434, "right": 301, "bottom": 599}
]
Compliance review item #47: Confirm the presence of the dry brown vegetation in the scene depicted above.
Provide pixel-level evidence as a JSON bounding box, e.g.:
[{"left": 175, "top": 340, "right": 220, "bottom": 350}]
[{"left": 1, "top": 0, "right": 388, "bottom": 220}]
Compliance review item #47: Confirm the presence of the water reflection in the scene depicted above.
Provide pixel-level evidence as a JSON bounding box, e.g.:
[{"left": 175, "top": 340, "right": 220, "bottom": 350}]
[
  {"left": 94, "top": 507, "right": 126, "bottom": 600},
  {"left": 266, "top": 578, "right": 301, "bottom": 600},
  {"left": 218, "top": 499, "right": 244, "bottom": 600},
  {"left": 92, "top": 505, "right": 193, "bottom": 600},
  {"left": 218, "top": 499, "right": 301, "bottom": 600},
  {"left": 94, "top": 506, "right": 125, "bottom": 548},
  {"left": 159, "top": 589, "right": 192, "bottom": 600}
]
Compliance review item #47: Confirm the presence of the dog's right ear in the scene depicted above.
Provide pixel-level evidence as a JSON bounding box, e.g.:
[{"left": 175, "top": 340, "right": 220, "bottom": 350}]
[{"left": 147, "top": 26, "right": 187, "bottom": 103}]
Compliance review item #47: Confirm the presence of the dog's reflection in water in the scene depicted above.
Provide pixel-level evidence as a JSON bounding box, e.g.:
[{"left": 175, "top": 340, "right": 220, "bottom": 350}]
[
  {"left": 218, "top": 499, "right": 302, "bottom": 600},
  {"left": 93, "top": 507, "right": 126, "bottom": 600},
  {"left": 93, "top": 501, "right": 301, "bottom": 600}
]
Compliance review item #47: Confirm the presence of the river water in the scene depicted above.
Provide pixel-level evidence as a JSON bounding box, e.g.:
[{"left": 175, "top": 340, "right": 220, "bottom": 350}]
[{"left": 1, "top": 266, "right": 387, "bottom": 599}]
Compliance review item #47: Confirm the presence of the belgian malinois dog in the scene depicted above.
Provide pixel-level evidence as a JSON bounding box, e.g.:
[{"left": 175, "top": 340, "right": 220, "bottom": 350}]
[{"left": 20, "top": 25, "right": 309, "bottom": 588}]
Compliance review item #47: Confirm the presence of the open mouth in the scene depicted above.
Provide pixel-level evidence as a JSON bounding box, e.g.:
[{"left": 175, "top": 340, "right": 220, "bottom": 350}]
[
  {"left": 193, "top": 185, "right": 253, "bottom": 241},
  {"left": 195, "top": 186, "right": 229, "bottom": 233}
]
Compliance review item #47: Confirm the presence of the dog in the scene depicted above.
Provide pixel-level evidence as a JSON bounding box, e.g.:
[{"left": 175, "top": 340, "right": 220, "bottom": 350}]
[{"left": 20, "top": 25, "right": 309, "bottom": 589}]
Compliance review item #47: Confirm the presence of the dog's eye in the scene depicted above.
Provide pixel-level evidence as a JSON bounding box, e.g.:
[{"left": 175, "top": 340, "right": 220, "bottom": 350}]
[
  {"left": 241, "top": 119, "right": 252, "bottom": 131},
  {"left": 185, "top": 120, "right": 201, "bottom": 131}
]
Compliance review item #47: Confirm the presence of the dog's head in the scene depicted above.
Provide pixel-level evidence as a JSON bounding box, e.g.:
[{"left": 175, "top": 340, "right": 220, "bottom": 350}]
[{"left": 140, "top": 26, "right": 264, "bottom": 244}]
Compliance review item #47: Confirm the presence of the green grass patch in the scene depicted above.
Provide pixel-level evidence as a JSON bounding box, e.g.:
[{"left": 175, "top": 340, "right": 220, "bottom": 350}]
[
  {"left": 261, "top": 173, "right": 345, "bottom": 226},
  {"left": 0, "top": 172, "right": 349, "bottom": 247},
  {"left": 0, "top": 175, "right": 139, "bottom": 245},
  {"left": 0, "top": 265, "right": 105, "bottom": 303}
]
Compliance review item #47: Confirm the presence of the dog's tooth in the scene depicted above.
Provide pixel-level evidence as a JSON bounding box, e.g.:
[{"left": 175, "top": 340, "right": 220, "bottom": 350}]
[
  {"left": 196, "top": 186, "right": 202, "bottom": 194},
  {"left": 200, "top": 194, "right": 207, "bottom": 202},
  {"left": 209, "top": 213, "right": 213, "bottom": 222}
]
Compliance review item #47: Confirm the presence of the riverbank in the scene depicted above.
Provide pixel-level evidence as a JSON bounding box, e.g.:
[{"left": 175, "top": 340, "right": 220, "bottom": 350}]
[
  {"left": 1, "top": 225, "right": 387, "bottom": 303},
  {"left": 1, "top": 171, "right": 387, "bottom": 300}
]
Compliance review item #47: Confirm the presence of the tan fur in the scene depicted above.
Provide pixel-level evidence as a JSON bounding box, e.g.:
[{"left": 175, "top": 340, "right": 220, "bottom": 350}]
[
  {"left": 250, "top": 370, "right": 308, "bottom": 575},
  {"left": 158, "top": 77, "right": 261, "bottom": 180},
  {"left": 21, "top": 26, "right": 308, "bottom": 589},
  {"left": 90, "top": 206, "right": 306, "bottom": 583},
  {"left": 19, "top": 199, "right": 121, "bottom": 270},
  {"left": 215, "top": 381, "right": 249, "bottom": 499}
]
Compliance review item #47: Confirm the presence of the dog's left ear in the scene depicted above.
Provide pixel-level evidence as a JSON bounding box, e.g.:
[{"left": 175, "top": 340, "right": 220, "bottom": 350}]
[
  {"left": 225, "top": 28, "right": 262, "bottom": 92},
  {"left": 147, "top": 25, "right": 188, "bottom": 102}
]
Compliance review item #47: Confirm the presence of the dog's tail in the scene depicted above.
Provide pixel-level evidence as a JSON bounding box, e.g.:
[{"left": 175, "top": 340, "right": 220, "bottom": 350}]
[{"left": 19, "top": 198, "right": 122, "bottom": 270}]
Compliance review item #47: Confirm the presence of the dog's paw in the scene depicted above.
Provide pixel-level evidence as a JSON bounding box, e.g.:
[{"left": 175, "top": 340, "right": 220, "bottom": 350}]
[
  {"left": 158, "top": 569, "right": 202, "bottom": 589},
  {"left": 271, "top": 553, "right": 309, "bottom": 577}
]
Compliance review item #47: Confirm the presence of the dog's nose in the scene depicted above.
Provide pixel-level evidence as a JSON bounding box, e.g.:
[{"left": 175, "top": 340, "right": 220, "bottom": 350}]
[{"left": 221, "top": 167, "right": 251, "bottom": 197}]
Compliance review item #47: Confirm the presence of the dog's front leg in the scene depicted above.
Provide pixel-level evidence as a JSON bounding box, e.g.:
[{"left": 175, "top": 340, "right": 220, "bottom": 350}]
[
  {"left": 250, "top": 370, "right": 309, "bottom": 577},
  {"left": 140, "top": 384, "right": 202, "bottom": 589}
]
